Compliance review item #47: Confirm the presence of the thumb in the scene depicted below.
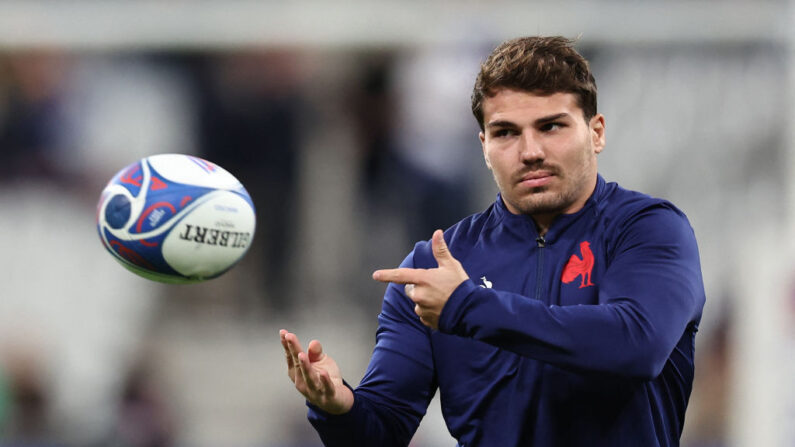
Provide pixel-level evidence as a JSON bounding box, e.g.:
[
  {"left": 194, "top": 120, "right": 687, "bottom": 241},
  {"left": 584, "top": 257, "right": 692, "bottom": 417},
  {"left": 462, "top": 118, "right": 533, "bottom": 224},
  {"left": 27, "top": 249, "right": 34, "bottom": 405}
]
[
  {"left": 307, "top": 340, "right": 325, "bottom": 363},
  {"left": 431, "top": 229, "right": 453, "bottom": 266}
]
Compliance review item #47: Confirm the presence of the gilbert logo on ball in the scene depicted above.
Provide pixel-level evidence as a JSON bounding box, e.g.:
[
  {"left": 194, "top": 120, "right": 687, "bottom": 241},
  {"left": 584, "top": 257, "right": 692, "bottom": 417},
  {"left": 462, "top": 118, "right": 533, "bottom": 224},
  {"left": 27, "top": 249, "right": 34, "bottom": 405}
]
[{"left": 96, "top": 154, "right": 256, "bottom": 283}]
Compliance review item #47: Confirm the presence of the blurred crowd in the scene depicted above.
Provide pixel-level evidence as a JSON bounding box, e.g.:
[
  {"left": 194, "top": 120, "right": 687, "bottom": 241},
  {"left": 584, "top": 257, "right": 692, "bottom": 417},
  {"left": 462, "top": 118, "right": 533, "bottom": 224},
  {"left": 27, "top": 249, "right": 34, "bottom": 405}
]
[{"left": 0, "top": 39, "right": 791, "bottom": 447}]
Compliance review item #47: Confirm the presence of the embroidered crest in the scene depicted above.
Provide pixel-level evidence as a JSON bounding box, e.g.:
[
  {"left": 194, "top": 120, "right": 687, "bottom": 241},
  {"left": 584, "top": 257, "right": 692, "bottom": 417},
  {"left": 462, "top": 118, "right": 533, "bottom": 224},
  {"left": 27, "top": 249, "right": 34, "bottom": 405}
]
[{"left": 561, "top": 241, "right": 595, "bottom": 288}]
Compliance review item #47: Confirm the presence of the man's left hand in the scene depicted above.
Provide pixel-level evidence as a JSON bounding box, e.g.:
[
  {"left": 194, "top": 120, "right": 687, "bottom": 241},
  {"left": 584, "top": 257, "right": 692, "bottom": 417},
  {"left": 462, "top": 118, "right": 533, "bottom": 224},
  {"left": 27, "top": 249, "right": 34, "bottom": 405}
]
[{"left": 373, "top": 229, "right": 469, "bottom": 329}]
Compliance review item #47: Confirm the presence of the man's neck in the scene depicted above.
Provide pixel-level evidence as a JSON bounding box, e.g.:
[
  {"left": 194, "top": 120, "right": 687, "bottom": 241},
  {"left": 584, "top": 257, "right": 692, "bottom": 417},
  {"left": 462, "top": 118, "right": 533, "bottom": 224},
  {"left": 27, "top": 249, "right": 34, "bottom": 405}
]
[{"left": 532, "top": 214, "right": 555, "bottom": 237}]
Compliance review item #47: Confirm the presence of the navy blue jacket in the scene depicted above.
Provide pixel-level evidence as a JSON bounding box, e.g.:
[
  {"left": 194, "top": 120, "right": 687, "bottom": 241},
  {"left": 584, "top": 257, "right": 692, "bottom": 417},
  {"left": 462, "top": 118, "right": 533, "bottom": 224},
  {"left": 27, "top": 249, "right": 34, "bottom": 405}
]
[{"left": 308, "top": 175, "right": 706, "bottom": 446}]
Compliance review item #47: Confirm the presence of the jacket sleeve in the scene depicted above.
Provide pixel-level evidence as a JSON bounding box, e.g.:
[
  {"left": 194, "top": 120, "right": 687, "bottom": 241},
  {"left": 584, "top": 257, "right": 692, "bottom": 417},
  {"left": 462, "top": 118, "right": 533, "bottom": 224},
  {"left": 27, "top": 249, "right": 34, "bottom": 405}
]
[
  {"left": 308, "top": 248, "right": 437, "bottom": 446},
  {"left": 437, "top": 205, "right": 705, "bottom": 379}
]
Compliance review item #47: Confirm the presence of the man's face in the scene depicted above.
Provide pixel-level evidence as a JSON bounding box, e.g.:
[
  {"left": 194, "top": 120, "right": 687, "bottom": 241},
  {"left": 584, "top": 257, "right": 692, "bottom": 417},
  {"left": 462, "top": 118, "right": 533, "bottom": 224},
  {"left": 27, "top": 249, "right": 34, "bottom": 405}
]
[{"left": 479, "top": 88, "right": 605, "bottom": 223}]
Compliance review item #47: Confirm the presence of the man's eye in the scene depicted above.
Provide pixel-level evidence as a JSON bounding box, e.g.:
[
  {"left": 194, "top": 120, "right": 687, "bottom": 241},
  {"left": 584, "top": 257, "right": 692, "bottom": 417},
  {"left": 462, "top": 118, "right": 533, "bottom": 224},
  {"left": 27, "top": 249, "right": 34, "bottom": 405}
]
[
  {"left": 540, "top": 122, "right": 564, "bottom": 132},
  {"left": 493, "top": 129, "right": 515, "bottom": 138}
]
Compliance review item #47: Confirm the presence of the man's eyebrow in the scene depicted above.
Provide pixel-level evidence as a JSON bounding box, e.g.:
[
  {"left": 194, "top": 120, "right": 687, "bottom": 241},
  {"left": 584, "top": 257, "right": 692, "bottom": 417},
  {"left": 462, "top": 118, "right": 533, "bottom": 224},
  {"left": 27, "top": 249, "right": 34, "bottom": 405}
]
[
  {"left": 534, "top": 113, "right": 570, "bottom": 125},
  {"left": 485, "top": 120, "right": 518, "bottom": 129},
  {"left": 486, "top": 113, "right": 571, "bottom": 129}
]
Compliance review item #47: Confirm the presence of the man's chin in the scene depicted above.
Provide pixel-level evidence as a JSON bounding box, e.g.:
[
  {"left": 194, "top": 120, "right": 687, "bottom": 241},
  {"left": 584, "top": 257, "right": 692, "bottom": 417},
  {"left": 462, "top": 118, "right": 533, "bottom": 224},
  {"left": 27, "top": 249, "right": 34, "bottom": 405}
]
[{"left": 514, "top": 193, "right": 569, "bottom": 216}]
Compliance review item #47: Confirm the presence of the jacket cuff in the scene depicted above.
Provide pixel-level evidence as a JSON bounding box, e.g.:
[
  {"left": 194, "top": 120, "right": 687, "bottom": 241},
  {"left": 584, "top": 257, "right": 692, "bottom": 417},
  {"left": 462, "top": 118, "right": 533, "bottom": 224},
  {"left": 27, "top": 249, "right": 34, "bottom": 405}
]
[
  {"left": 306, "top": 379, "right": 359, "bottom": 423},
  {"left": 438, "top": 279, "right": 479, "bottom": 334}
]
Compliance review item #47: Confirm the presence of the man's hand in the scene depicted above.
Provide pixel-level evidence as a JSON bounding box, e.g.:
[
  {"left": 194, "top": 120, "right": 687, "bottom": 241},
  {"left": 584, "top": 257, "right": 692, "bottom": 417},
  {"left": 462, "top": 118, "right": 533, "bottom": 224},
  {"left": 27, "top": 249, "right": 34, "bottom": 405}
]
[
  {"left": 372, "top": 229, "right": 469, "bottom": 329},
  {"left": 279, "top": 330, "right": 354, "bottom": 415}
]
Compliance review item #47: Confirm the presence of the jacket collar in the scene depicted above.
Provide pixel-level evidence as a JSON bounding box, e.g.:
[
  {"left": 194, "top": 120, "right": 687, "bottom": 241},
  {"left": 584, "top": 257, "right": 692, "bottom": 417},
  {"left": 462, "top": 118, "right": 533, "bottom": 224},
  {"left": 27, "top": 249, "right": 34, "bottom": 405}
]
[{"left": 492, "top": 174, "right": 606, "bottom": 243}]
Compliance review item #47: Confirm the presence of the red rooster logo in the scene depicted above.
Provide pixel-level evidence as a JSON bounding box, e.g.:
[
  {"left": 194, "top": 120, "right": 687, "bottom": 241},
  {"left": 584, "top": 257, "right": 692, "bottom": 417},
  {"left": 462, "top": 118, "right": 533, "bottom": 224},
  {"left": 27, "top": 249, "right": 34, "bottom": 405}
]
[{"left": 561, "top": 241, "right": 595, "bottom": 288}]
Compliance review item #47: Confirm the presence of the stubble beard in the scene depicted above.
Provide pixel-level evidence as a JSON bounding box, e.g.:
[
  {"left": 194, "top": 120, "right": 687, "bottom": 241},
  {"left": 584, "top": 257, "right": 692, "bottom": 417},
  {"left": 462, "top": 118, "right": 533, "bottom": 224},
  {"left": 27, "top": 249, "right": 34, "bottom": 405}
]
[
  {"left": 499, "top": 169, "right": 591, "bottom": 217},
  {"left": 511, "top": 185, "right": 578, "bottom": 216}
]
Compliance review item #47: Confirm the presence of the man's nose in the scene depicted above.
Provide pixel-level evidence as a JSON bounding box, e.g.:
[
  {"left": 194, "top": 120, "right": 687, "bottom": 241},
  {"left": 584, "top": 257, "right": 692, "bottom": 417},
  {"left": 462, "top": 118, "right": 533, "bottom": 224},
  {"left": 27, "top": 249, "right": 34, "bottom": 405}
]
[{"left": 519, "top": 133, "right": 545, "bottom": 162}]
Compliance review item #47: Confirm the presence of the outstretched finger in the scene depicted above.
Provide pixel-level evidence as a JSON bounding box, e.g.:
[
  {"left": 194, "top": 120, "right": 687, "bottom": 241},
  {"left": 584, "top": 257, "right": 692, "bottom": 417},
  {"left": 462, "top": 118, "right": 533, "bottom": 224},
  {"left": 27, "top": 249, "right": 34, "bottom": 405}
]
[
  {"left": 372, "top": 267, "right": 426, "bottom": 285},
  {"left": 297, "top": 351, "right": 319, "bottom": 392},
  {"left": 431, "top": 229, "right": 452, "bottom": 266},
  {"left": 307, "top": 340, "right": 325, "bottom": 363},
  {"left": 279, "top": 330, "right": 294, "bottom": 370},
  {"left": 285, "top": 333, "right": 305, "bottom": 377},
  {"left": 317, "top": 369, "right": 335, "bottom": 397}
]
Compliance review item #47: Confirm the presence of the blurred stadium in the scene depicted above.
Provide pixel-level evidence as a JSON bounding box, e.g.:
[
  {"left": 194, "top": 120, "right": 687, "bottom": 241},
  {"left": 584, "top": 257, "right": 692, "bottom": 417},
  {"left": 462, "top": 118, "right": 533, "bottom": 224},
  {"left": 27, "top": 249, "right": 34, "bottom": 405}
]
[{"left": 0, "top": 1, "right": 792, "bottom": 446}]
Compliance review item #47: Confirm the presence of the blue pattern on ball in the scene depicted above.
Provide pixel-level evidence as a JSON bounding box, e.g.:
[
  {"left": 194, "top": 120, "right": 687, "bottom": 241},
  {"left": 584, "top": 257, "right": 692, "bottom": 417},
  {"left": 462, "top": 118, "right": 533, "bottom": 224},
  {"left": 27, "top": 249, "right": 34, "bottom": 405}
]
[
  {"left": 105, "top": 194, "right": 131, "bottom": 229},
  {"left": 101, "top": 227, "right": 179, "bottom": 276}
]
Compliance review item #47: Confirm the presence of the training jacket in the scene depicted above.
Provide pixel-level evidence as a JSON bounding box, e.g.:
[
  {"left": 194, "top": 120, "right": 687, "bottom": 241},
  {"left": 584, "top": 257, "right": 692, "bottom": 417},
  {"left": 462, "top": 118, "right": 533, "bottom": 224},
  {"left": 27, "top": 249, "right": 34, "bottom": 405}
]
[{"left": 308, "top": 175, "right": 706, "bottom": 446}]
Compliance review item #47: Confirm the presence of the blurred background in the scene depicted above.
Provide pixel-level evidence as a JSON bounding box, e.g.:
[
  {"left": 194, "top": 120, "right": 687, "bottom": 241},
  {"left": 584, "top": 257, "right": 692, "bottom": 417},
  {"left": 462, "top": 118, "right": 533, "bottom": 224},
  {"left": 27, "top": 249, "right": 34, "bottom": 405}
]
[{"left": 0, "top": 1, "right": 792, "bottom": 446}]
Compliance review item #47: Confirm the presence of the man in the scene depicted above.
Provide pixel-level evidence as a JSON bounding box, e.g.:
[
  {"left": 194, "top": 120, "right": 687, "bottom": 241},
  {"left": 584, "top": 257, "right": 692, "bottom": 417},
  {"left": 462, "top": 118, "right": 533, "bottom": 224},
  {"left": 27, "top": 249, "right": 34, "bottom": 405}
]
[{"left": 280, "top": 36, "right": 705, "bottom": 446}]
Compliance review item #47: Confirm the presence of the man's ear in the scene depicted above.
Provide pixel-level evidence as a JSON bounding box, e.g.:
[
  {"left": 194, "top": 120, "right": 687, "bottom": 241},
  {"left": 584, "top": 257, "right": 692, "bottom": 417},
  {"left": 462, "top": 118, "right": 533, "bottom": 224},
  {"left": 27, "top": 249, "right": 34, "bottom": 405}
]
[
  {"left": 480, "top": 132, "right": 492, "bottom": 169},
  {"left": 590, "top": 114, "right": 606, "bottom": 154}
]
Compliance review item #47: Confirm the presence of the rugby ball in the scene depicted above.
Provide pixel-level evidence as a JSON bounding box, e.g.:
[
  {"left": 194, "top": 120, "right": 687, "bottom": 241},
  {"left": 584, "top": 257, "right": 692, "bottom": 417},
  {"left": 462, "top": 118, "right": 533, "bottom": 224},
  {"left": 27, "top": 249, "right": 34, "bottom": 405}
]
[{"left": 96, "top": 154, "right": 256, "bottom": 283}]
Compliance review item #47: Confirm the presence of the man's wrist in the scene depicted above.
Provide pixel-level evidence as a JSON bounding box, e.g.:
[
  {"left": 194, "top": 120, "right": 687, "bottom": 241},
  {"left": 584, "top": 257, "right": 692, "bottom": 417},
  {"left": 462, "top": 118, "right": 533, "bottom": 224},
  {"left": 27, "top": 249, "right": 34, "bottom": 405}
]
[
  {"left": 438, "top": 279, "right": 480, "bottom": 334},
  {"left": 307, "top": 380, "right": 355, "bottom": 416}
]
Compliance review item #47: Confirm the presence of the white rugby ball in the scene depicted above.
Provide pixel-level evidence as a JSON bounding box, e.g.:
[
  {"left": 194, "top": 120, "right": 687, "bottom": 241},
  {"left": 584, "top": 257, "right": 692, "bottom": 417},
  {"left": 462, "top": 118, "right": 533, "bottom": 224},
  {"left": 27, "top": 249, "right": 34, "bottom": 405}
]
[{"left": 96, "top": 153, "right": 256, "bottom": 283}]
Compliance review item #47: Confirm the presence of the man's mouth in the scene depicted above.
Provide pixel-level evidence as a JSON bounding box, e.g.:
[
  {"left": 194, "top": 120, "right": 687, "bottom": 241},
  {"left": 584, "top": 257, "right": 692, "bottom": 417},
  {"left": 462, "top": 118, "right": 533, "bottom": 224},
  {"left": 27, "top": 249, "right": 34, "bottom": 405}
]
[{"left": 518, "top": 171, "right": 554, "bottom": 188}]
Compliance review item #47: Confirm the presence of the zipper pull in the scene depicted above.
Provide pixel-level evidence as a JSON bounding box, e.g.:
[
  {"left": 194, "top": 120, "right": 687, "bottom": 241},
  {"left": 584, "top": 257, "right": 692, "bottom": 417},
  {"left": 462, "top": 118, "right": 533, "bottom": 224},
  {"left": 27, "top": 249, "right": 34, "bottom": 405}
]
[{"left": 536, "top": 236, "right": 546, "bottom": 248}]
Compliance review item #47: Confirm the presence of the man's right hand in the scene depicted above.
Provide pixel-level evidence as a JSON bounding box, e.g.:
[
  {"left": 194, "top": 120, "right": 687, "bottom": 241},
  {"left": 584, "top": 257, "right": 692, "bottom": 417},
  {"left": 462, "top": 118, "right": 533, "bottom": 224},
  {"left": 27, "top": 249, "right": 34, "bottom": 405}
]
[{"left": 280, "top": 329, "right": 354, "bottom": 415}]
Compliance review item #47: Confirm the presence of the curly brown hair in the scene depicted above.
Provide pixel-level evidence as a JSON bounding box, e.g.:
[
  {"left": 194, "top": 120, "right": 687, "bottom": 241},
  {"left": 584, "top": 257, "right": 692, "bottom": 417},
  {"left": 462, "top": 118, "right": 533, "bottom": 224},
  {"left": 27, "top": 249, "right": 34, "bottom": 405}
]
[{"left": 471, "top": 36, "right": 597, "bottom": 130}]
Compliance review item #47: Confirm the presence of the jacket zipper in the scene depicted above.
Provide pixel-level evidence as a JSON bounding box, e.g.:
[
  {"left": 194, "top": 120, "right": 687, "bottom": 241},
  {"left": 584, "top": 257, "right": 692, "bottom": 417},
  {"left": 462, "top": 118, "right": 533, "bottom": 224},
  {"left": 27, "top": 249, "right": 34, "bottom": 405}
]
[{"left": 535, "top": 236, "right": 546, "bottom": 301}]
